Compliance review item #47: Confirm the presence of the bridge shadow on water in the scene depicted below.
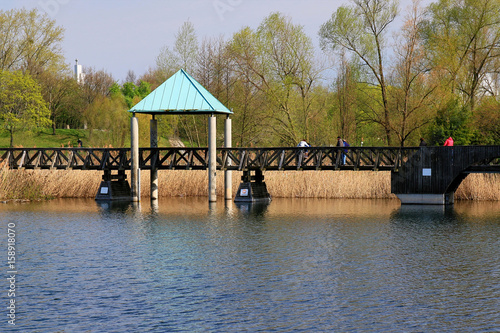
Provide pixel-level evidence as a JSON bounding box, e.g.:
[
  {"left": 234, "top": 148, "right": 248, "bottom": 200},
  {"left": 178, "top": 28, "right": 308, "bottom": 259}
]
[
  {"left": 233, "top": 201, "right": 270, "bottom": 217},
  {"left": 95, "top": 200, "right": 138, "bottom": 214},
  {"left": 390, "top": 204, "right": 461, "bottom": 226}
]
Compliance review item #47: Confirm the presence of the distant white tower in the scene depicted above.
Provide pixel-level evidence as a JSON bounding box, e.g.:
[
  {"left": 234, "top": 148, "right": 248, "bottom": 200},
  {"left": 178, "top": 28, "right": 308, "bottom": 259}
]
[{"left": 74, "top": 59, "right": 85, "bottom": 84}]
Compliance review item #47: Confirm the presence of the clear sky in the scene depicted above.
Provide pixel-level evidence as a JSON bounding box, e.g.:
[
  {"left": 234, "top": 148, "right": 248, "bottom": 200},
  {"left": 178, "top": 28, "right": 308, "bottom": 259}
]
[{"left": 3, "top": 0, "right": 424, "bottom": 82}]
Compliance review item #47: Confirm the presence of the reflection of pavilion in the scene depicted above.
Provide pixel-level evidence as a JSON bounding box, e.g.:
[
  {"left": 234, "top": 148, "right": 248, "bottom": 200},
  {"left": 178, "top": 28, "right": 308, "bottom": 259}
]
[{"left": 128, "top": 69, "right": 233, "bottom": 203}]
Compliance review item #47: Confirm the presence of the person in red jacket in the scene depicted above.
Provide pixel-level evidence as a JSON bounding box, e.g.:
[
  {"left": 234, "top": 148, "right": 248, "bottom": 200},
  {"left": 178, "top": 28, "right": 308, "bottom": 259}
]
[{"left": 443, "top": 137, "right": 454, "bottom": 146}]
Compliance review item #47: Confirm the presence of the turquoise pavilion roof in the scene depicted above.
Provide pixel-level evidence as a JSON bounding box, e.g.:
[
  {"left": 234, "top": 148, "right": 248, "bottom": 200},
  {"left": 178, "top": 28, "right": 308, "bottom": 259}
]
[{"left": 129, "top": 69, "right": 232, "bottom": 115}]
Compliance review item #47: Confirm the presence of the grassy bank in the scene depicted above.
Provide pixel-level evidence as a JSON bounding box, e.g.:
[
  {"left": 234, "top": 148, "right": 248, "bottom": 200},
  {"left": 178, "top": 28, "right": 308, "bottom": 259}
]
[{"left": 0, "top": 168, "right": 499, "bottom": 201}]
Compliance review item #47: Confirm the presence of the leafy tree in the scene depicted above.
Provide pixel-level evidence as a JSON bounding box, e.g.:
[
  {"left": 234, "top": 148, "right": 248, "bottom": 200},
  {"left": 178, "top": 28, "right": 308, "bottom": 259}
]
[
  {"left": 38, "top": 70, "right": 82, "bottom": 134},
  {"left": 428, "top": 98, "right": 474, "bottom": 145},
  {"left": 422, "top": 0, "right": 500, "bottom": 112},
  {"left": 0, "top": 70, "right": 51, "bottom": 146},
  {"left": 473, "top": 97, "right": 500, "bottom": 144},
  {"left": 230, "top": 27, "right": 271, "bottom": 146},
  {"left": 119, "top": 80, "right": 152, "bottom": 109},
  {"left": 319, "top": 0, "right": 399, "bottom": 145},
  {"left": 231, "top": 12, "right": 323, "bottom": 145},
  {"left": 84, "top": 94, "right": 129, "bottom": 146},
  {"left": 333, "top": 52, "right": 359, "bottom": 143},
  {"left": 136, "top": 81, "right": 151, "bottom": 99},
  {"left": 0, "top": 8, "right": 65, "bottom": 77},
  {"left": 388, "top": 0, "right": 437, "bottom": 146}
]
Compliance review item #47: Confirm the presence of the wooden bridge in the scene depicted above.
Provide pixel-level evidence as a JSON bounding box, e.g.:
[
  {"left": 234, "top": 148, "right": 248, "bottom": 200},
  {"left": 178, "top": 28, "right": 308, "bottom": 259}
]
[{"left": 1, "top": 146, "right": 499, "bottom": 204}]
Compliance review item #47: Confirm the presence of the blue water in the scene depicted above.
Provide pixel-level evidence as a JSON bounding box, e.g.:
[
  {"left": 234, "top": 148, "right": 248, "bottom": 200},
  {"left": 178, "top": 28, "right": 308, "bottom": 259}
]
[{"left": 1, "top": 198, "right": 499, "bottom": 332}]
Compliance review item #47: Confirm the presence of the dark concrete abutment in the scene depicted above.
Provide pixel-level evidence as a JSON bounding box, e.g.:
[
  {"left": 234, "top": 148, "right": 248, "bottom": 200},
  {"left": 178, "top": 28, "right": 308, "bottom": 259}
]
[{"left": 391, "top": 146, "right": 500, "bottom": 205}]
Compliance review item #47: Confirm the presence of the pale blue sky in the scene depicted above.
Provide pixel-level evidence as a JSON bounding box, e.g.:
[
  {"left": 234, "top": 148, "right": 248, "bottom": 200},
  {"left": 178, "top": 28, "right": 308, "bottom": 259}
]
[{"left": 3, "top": 0, "right": 426, "bottom": 82}]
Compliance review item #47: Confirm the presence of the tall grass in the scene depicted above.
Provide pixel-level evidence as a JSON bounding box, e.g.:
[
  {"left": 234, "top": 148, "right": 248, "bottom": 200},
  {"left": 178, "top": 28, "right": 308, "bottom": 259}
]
[{"left": 0, "top": 167, "right": 499, "bottom": 201}]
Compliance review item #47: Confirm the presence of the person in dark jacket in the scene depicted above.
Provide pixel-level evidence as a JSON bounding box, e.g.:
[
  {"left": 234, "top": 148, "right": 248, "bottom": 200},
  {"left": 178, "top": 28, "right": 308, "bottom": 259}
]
[
  {"left": 419, "top": 138, "right": 427, "bottom": 146},
  {"left": 336, "top": 136, "right": 345, "bottom": 165}
]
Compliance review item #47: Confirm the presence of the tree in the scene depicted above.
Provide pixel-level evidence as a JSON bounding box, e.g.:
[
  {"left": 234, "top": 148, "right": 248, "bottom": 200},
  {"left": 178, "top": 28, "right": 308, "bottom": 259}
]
[
  {"left": 84, "top": 94, "right": 129, "bottom": 147},
  {"left": 0, "top": 70, "right": 51, "bottom": 147},
  {"left": 319, "top": 0, "right": 399, "bottom": 145},
  {"left": 79, "top": 67, "right": 115, "bottom": 106},
  {"left": 422, "top": 0, "right": 500, "bottom": 112},
  {"left": 231, "top": 12, "right": 323, "bottom": 145},
  {"left": 428, "top": 98, "right": 474, "bottom": 145},
  {"left": 125, "top": 70, "right": 136, "bottom": 84},
  {"left": 388, "top": 0, "right": 437, "bottom": 146},
  {"left": 334, "top": 52, "right": 358, "bottom": 142},
  {"left": 156, "top": 21, "right": 199, "bottom": 78},
  {"left": 473, "top": 97, "right": 500, "bottom": 144},
  {"left": 0, "top": 8, "right": 65, "bottom": 77},
  {"left": 120, "top": 80, "right": 151, "bottom": 109},
  {"left": 39, "top": 70, "right": 82, "bottom": 134},
  {"left": 156, "top": 21, "right": 201, "bottom": 146}
]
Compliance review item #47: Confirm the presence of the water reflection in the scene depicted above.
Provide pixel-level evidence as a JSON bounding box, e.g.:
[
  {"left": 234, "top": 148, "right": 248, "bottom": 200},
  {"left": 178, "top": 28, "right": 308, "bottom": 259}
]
[
  {"left": 390, "top": 204, "right": 460, "bottom": 224},
  {"left": 234, "top": 201, "right": 270, "bottom": 217},
  {"left": 1, "top": 197, "right": 498, "bottom": 332},
  {"left": 95, "top": 200, "right": 136, "bottom": 213}
]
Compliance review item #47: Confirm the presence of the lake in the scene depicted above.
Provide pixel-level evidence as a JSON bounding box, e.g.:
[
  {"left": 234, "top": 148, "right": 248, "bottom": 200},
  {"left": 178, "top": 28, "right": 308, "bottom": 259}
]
[{"left": 1, "top": 198, "right": 499, "bottom": 332}]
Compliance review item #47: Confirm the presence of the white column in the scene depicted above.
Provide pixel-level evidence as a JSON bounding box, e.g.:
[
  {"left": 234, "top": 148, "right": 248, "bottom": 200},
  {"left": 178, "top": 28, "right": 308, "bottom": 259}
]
[
  {"left": 131, "top": 114, "right": 140, "bottom": 202},
  {"left": 224, "top": 116, "right": 232, "bottom": 200},
  {"left": 150, "top": 116, "right": 158, "bottom": 200},
  {"left": 208, "top": 114, "right": 217, "bottom": 202}
]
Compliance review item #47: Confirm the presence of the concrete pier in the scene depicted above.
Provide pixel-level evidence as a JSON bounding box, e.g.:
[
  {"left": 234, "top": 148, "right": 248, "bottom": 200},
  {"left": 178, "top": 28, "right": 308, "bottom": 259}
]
[
  {"left": 130, "top": 115, "right": 140, "bottom": 202},
  {"left": 150, "top": 116, "right": 158, "bottom": 200},
  {"left": 208, "top": 115, "right": 217, "bottom": 202},
  {"left": 224, "top": 116, "right": 232, "bottom": 200}
]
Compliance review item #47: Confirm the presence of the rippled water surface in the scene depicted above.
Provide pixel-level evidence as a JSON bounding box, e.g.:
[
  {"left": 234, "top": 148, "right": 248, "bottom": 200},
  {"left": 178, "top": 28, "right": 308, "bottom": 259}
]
[{"left": 1, "top": 198, "right": 499, "bottom": 332}]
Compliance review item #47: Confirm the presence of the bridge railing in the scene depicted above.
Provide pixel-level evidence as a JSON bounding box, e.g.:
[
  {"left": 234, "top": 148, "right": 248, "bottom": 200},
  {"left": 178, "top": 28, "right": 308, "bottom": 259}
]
[
  {"left": 0, "top": 146, "right": 428, "bottom": 172},
  {"left": 0, "top": 148, "right": 131, "bottom": 170},
  {"left": 218, "top": 147, "right": 419, "bottom": 171}
]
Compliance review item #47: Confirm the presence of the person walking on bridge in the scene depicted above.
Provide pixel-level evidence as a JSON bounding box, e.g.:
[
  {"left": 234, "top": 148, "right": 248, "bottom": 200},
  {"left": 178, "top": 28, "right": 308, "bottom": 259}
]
[
  {"left": 297, "top": 139, "right": 310, "bottom": 165},
  {"left": 336, "top": 136, "right": 345, "bottom": 165},
  {"left": 443, "top": 137, "right": 454, "bottom": 146}
]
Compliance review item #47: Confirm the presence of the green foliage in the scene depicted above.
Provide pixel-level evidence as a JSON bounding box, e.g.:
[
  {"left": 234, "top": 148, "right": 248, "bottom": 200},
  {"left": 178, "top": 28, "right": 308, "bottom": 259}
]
[
  {"left": 0, "top": 8, "right": 65, "bottom": 76},
  {"left": 428, "top": 99, "right": 474, "bottom": 145},
  {"left": 472, "top": 97, "right": 500, "bottom": 145},
  {"left": 119, "top": 80, "right": 151, "bottom": 108},
  {"left": 84, "top": 95, "right": 130, "bottom": 147},
  {"left": 230, "top": 12, "right": 322, "bottom": 146},
  {"left": 3, "top": 5, "right": 500, "bottom": 150},
  {"left": 0, "top": 70, "right": 51, "bottom": 147}
]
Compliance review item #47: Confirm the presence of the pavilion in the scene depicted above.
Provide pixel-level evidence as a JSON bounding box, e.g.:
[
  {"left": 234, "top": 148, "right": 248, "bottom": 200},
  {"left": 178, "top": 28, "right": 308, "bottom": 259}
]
[{"left": 128, "top": 69, "right": 233, "bottom": 202}]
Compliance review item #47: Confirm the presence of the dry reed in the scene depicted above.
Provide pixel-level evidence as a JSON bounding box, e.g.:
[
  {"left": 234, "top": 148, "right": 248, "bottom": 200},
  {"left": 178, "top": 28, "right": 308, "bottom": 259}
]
[{"left": 0, "top": 167, "right": 499, "bottom": 201}]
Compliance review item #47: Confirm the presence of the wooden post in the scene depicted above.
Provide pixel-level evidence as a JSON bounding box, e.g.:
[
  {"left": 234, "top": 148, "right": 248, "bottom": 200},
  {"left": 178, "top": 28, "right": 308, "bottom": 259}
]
[
  {"left": 150, "top": 115, "right": 158, "bottom": 200},
  {"left": 208, "top": 114, "right": 217, "bottom": 202},
  {"left": 131, "top": 114, "right": 140, "bottom": 202},
  {"left": 224, "top": 115, "right": 232, "bottom": 200}
]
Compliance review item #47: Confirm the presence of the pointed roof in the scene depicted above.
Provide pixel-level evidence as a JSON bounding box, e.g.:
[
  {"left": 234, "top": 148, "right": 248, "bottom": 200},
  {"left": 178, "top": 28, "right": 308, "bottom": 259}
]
[{"left": 129, "top": 69, "right": 232, "bottom": 115}]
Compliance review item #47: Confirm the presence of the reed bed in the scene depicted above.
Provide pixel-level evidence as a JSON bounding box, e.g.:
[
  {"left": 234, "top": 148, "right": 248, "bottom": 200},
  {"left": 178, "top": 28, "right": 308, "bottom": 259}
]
[{"left": 0, "top": 167, "right": 499, "bottom": 201}]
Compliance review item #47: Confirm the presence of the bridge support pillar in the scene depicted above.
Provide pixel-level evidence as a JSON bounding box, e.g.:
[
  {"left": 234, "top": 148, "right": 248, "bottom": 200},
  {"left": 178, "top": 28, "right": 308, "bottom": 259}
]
[
  {"left": 234, "top": 169, "right": 271, "bottom": 203},
  {"left": 95, "top": 170, "right": 131, "bottom": 201},
  {"left": 224, "top": 116, "right": 232, "bottom": 200},
  {"left": 208, "top": 114, "right": 217, "bottom": 202},
  {"left": 150, "top": 115, "right": 158, "bottom": 200},
  {"left": 131, "top": 114, "right": 140, "bottom": 202}
]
